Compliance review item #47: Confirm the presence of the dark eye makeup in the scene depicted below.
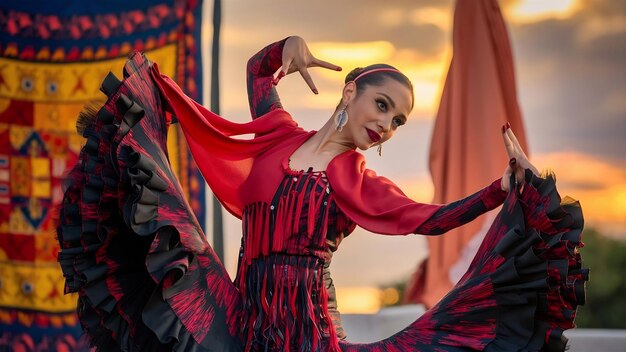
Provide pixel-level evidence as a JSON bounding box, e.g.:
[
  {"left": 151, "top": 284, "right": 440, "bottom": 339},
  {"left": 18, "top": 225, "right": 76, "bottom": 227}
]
[
  {"left": 376, "top": 99, "right": 388, "bottom": 112},
  {"left": 375, "top": 94, "right": 407, "bottom": 128},
  {"left": 392, "top": 116, "right": 406, "bottom": 127}
]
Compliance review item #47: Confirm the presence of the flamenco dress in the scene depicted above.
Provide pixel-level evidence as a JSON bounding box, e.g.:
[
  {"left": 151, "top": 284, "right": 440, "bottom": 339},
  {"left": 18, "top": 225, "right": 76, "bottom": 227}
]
[{"left": 56, "top": 40, "right": 588, "bottom": 351}]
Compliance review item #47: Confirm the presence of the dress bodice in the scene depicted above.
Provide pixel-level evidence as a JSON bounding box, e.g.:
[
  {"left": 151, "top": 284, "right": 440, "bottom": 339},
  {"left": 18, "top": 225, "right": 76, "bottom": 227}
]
[
  {"left": 235, "top": 138, "right": 356, "bottom": 350},
  {"left": 237, "top": 130, "right": 356, "bottom": 264},
  {"left": 240, "top": 168, "right": 356, "bottom": 264}
]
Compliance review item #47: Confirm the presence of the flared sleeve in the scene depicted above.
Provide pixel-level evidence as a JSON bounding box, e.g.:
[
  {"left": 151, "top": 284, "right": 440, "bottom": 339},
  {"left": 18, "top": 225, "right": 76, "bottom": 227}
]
[
  {"left": 150, "top": 62, "right": 300, "bottom": 218},
  {"left": 326, "top": 151, "right": 444, "bottom": 235}
]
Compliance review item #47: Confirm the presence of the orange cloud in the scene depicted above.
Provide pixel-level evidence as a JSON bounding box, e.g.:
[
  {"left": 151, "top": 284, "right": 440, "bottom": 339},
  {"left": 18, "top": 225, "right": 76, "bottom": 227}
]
[
  {"left": 503, "top": 0, "right": 581, "bottom": 23},
  {"left": 409, "top": 7, "right": 453, "bottom": 30},
  {"left": 393, "top": 173, "right": 435, "bottom": 204},
  {"left": 307, "top": 41, "right": 450, "bottom": 117},
  {"left": 530, "top": 151, "right": 626, "bottom": 235},
  {"left": 391, "top": 151, "right": 626, "bottom": 237}
]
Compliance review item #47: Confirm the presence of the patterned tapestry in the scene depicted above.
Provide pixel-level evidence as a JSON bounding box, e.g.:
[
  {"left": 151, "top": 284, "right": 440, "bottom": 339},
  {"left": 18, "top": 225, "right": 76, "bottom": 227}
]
[{"left": 0, "top": 1, "right": 205, "bottom": 349}]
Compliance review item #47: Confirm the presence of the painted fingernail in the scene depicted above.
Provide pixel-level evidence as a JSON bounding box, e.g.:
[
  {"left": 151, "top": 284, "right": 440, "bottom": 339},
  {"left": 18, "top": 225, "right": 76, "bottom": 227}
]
[
  {"left": 509, "top": 157, "right": 516, "bottom": 165},
  {"left": 272, "top": 72, "right": 285, "bottom": 85},
  {"left": 501, "top": 125, "right": 506, "bottom": 133},
  {"left": 336, "top": 67, "right": 342, "bottom": 71},
  {"left": 505, "top": 122, "right": 511, "bottom": 130}
]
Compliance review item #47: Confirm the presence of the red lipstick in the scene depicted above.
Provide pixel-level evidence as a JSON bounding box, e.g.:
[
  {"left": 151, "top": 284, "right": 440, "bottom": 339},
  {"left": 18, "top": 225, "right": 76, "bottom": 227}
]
[{"left": 366, "top": 128, "right": 381, "bottom": 143}]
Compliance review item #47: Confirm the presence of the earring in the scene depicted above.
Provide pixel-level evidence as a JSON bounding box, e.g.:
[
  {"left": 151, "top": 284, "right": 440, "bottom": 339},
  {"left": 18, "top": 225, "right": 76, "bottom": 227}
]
[
  {"left": 377, "top": 143, "right": 382, "bottom": 156},
  {"left": 335, "top": 106, "right": 348, "bottom": 132}
]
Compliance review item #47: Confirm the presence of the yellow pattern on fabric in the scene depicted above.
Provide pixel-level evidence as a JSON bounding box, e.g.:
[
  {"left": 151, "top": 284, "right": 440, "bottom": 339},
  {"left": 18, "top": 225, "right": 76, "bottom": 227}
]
[
  {"left": 34, "top": 102, "right": 86, "bottom": 133},
  {"left": 0, "top": 209, "right": 36, "bottom": 235},
  {"left": 0, "top": 261, "right": 76, "bottom": 312},
  {"left": 0, "top": 99, "right": 10, "bottom": 113},
  {"left": 0, "top": 46, "right": 179, "bottom": 316},
  {"left": 0, "top": 308, "right": 78, "bottom": 327},
  {"left": 35, "top": 229, "right": 59, "bottom": 263},
  {"left": 9, "top": 125, "right": 32, "bottom": 150},
  {"left": 167, "top": 127, "right": 180, "bottom": 176},
  {"left": 10, "top": 157, "right": 29, "bottom": 197},
  {"left": 31, "top": 157, "right": 50, "bottom": 198},
  {"left": 0, "top": 45, "right": 177, "bottom": 102}
]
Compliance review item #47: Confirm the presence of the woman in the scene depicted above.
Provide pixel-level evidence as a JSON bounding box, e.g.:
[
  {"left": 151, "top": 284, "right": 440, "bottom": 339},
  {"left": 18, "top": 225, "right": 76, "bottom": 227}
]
[{"left": 57, "top": 36, "right": 586, "bottom": 351}]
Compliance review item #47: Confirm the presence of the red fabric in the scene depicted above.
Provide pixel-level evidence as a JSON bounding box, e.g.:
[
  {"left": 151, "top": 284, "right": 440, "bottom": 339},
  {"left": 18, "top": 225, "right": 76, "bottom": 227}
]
[
  {"left": 327, "top": 151, "right": 442, "bottom": 235},
  {"left": 406, "top": 0, "right": 530, "bottom": 308},
  {"left": 151, "top": 62, "right": 302, "bottom": 218},
  {"left": 151, "top": 62, "right": 442, "bottom": 235}
]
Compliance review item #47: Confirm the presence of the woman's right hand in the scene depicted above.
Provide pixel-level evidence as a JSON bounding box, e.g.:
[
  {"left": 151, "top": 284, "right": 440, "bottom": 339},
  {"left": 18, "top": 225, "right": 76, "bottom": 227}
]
[
  {"left": 275, "top": 36, "right": 342, "bottom": 94},
  {"left": 500, "top": 122, "right": 540, "bottom": 192}
]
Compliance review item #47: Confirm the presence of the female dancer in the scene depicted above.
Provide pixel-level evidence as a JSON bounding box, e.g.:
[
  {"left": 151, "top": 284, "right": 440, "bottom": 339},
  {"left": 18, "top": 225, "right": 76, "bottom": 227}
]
[{"left": 57, "top": 36, "right": 586, "bottom": 351}]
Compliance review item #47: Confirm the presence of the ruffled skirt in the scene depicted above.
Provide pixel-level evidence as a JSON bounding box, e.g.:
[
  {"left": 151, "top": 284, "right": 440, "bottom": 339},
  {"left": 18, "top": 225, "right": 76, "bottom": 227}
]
[{"left": 57, "top": 53, "right": 587, "bottom": 351}]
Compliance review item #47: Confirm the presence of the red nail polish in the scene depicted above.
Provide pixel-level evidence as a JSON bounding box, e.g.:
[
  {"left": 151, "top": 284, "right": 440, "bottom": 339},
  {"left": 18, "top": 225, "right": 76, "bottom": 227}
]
[
  {"left": 501, "top": 125, "right": 506, "bottom": 133},
  {"left": 272, "top": 73, "right": 285, "bottom": 85},
  {"left": 505, "top": 122, "right": 511, "bottom": 130},
  {"left": 509, "top": 157, "right": 516, "bottom": 165}
]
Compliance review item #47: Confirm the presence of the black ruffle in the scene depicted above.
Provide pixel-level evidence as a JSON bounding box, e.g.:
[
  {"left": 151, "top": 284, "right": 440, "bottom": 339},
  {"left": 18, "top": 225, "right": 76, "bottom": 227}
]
[
  {"left": 486, "top": 170, "right": 587, "bottom": 352},
  {"left": 57, "top": 52, "right": 241, "bottom": 351},
  {"left": 340, "top": 171, "right": 587, "bottom": 352}
]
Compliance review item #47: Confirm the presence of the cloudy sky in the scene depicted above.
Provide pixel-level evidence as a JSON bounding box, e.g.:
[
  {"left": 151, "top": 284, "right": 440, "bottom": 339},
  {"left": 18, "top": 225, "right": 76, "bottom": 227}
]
[{"left": 199, "top": 0, "right": 626, "bottom": 297}]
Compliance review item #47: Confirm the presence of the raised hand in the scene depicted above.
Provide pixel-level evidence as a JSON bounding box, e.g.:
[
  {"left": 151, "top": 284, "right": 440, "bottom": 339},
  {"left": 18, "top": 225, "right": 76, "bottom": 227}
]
[
  {"left": 274, "top": 36, "right": 342, "bottom": 94},
  {"left": 501, "top": 122, "right": 540, "bottom": 192}
]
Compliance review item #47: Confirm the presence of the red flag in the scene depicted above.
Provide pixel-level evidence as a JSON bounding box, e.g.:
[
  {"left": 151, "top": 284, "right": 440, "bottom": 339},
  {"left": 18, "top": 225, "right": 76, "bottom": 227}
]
[{"left": 405, "top": 0, "right": 529, "bottom": 308}]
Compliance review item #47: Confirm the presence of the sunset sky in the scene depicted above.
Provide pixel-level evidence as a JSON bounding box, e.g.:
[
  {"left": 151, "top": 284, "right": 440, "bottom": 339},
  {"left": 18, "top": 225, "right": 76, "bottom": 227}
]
[{"left": 199, "top": 0, "right": 625, "bottom": 311}]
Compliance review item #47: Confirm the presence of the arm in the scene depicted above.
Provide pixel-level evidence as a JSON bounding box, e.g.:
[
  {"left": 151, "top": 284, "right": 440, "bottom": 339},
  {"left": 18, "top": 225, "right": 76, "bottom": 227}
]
[
  {"left": 415, "top": 178, "right": 507, "bottom": 235},
  {"left": 416, "top": 124, "right": 538, "bottom": 234},
  {"left": 327, "top": 151, "right": 508, "bottom": 236},
  {"left": 247, "top": 36, "right": 342, "bottom": 119},
  {"left": 246, "top": 38, "right": 288, "bottom": 119}
]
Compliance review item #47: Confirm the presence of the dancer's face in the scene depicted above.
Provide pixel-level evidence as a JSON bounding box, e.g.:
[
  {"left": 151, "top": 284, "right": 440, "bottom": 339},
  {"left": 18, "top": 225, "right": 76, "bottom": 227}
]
[{"left": 342, "top": 79, "right": 413, "bottom": 151}]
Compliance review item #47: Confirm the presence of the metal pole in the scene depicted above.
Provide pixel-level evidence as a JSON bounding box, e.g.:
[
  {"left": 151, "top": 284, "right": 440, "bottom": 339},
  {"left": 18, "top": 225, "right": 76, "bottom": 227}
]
[{"left": 210, "top": 0, "right": 224, "bottom": 262}]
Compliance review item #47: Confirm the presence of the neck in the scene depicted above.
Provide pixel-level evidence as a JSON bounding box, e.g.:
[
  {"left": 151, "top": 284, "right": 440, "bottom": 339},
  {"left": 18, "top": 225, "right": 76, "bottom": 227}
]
[{"left": 306, "top": 113, "right": 356, "bottom": 157}]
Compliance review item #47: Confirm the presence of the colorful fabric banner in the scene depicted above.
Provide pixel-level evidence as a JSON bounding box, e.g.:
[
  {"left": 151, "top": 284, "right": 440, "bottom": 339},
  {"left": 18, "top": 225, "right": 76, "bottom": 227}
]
[
  {"left": 404, "top": 0, "right": 529, "bottom": 308},
  {"left": 0, "top": 1, "right": 204, "bottom": 349}
]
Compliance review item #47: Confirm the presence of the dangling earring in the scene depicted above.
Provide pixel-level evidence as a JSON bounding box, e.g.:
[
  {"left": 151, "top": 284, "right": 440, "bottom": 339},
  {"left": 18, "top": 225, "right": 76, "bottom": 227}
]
[
  {"left": 335, "top": 106, "right": 348, "bottom": 132},
  {"left": 377, "top": 143, "right": 382, "bottom": 156}
]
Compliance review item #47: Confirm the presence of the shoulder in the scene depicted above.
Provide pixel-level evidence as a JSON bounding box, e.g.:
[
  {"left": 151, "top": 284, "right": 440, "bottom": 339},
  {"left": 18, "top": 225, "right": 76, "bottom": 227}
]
[
  {"left": 327, "top": 149, "right": 368, "bottom": 176},
  {"left": 325, "top": 150, "right": 370, "bottom": 193},
  {"left": 327, "top": 150, "right": 405, "bottom": 197}
]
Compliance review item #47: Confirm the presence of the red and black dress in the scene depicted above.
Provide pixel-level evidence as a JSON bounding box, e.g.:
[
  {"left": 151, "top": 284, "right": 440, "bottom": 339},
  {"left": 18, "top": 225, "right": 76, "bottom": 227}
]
[{"left": 57, "top": 40, "right": 587, "bottom": 352}]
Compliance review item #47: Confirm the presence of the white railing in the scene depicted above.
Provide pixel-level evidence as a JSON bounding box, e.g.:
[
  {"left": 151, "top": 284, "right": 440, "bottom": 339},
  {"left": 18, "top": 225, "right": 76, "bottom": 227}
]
[{"left": 341, "top": 305, "right": 626, "bottom": 352}]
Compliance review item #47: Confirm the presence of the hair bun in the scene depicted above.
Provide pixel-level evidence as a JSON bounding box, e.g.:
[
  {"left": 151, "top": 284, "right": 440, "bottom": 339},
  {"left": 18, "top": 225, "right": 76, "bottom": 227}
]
[{"left": 345, "top": 67, "right": 365, "bottom": 83}]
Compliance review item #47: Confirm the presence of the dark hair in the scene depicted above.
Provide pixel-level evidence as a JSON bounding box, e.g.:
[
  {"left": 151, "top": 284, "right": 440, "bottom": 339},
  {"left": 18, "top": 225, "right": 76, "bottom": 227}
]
[{"left": 344, "top": 64, "right": 414, "bottom": 110}]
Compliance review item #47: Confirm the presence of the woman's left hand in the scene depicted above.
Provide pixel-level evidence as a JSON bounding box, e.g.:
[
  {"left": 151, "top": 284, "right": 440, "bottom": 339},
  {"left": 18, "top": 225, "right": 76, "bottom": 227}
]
[
  {"left": 275, "top": 36, "right": 342, "bottom": 94},
  {"left": 501, "top": 122, "right": 540, "bottom": 192}
]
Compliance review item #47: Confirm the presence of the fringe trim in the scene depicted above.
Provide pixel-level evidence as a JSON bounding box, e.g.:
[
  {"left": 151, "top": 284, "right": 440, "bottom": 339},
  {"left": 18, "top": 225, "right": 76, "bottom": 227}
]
[
  {"left": 237, "top": 170, "right": 340, "bottom": 351},
  {"left": 241, "top": 170, "right": 332, "bottom": 265},
  {"left": 239, "top": 254, "right": 339, "bottom": 352}
]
